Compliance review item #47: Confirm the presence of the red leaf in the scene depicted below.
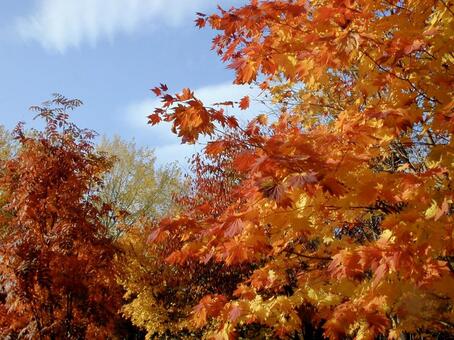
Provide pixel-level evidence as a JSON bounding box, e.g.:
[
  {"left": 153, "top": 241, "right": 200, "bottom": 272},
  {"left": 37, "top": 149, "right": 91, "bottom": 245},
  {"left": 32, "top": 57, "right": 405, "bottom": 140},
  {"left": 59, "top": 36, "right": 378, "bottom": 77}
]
[
  {"left": 228, "top": 304, "right": 243, "bottom": 323},
  {"left": 233, "top": 152, "right": 258, "bottom": 171},
  {"left": 147, "top": 113, "right": 162, "bottom": 125},
  {"left": 239, "top": 96, "right": 250, "bottom": 110},
  {"left": 261, "top": 181, "right": 293, "bottom": 208},
  {"left": 403, "top": 40, "right": 424, "bottom": 55},
  {"left": 195, "top": 17, "right": 206, "bottom": 28},
  {"left": 321, "top": 177, "right": 346, "bottom": 196},
  {"left": 373, "top": 262, "right": 389, "bottom": 287},
  {"left": 162, "top": 94, "right": 175, "bottom": 107},
  {"left": 147, "top": 227, "right": 167, "bottom": 243},
  {"left": 178, "top": 88, "right": 193, "bottom": 101},
  {"left": 166, "top": 250, "right": 187, "bottom": 265},
  {"left": 206, "top": 141, "right": 226, "bottom": 156},
  {"left": 221, "top": 240, "right": 249, "bottom": 265},
  {"left": 151, "top": 87, "right": 161, "bottom": 96},
  {"left": 226, "top": 116, "right": 239, "bottom": 129},
  {"left": 224, "top": 218, "right": 244, "bottom": 237},
  {"left": 192, "top": 294, "right": 227, "bottom": 328}
]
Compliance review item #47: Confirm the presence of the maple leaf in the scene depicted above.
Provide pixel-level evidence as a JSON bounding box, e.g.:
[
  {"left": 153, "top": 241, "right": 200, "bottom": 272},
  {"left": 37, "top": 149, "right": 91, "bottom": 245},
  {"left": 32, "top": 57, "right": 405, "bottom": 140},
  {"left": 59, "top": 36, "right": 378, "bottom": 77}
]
[
  {"left": 260, "top": 181, "right": 293, "bottom": 208},
  {"left": 239, "top": 96, "right": 250, "bottom": 110},
  {"left": 147, "top": 227, "right": 168, "bottom": 243},
  {"left": 178, "top": 88, "right": 193, "bottom": 101},
  {"left": 195, "top": 17, "right": 206, "bottom": 28},
  {"left": 403, "top": 40, "right": 425, "bottom": 55},
  {"left": 228, "top": 304, "right": 243, "bottom": 323},
  {"left": 162, "top": 94, "right": 174, "bottom": 107},
  {"left": 192, "top": 294, "right": 227, "bottom": 328},
  {"left": 226, "top": 115, "right": 239, "bottom": 129},
  {"left": 221, "top": 240, "right": 249, "bottom": 265},
  {"left": 224, "top": 218, "right": 244, "bottom": 238},
  {"left": 321, "top": 177, "right": 347, "bottom": 197},
  {"left": 205, "top": 140, "right": 227, "bottom": 156},
  {"left": 151, "top": 87, "right": 161, "bottom": 96},
  {"left": 365, "top": 312, "right": 390, "bottom": 336},
  {"left": 147, "top": 113, "right": 162, "bottom": 125},
  {"left": 256, "top": 114, "right": 268, "bottom": 125},
  {"left": 166, "top": 250, "right": 187, "bottom": 265},
  {"left": 233, "top": 152, "right": 258, "bottom": 172},
  {"left": 372, "top": 262, "right": 389, "bottom": 286},
  {"left": 287, "top": 172, "right": 318, "bottom": 190},
  {"left": 233, "top": 285, "right": 256, "bottom": 300}
]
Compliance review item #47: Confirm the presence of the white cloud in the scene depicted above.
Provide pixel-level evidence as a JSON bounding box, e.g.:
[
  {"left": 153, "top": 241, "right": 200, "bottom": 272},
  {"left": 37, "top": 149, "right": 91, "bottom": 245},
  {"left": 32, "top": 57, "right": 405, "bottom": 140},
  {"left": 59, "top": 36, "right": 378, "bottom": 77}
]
[
  {"left": 125, "top": 81, "right": 268, "bottom": 165},
  {"left": 126, "top": 97, "right": 176, "bottom": 146},
  {"left": 15, "top": 0, "right": 213, "bottom": 52},
  {"left": 154, "top": 143, "right": 201, "bottom": 168}
]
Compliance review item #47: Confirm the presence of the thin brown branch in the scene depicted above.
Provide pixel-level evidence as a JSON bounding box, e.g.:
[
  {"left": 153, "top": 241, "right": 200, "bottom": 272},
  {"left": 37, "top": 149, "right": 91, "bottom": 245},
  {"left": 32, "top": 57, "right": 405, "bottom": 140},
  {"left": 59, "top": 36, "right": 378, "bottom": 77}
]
[
  {"left": 287, "top": 249, "right": 333, "bottom": 261},
  {"left": 361, "top": 50, "right": 441, "bottom": 104},
  {"left": 439, "top": 0, "right": 454, "bottom": 16}
]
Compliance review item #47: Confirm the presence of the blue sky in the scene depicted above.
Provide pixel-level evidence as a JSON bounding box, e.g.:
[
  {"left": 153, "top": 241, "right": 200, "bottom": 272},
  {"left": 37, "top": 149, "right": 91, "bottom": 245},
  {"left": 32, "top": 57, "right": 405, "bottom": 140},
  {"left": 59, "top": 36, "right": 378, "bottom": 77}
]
[{"left": 0, "top": 0, "right": 259, "bottom": 166}]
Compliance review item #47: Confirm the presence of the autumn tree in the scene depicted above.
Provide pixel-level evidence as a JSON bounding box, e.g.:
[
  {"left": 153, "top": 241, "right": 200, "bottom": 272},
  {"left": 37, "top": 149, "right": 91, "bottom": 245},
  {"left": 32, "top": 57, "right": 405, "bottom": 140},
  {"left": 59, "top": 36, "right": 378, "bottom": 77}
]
[
  {"left": 0, "top": 95, "right": 123, "bottom": 339},
  {"left": 0, "top": 126, "right": 16, "bottom": 237},
  {"left": 0, "top": 126, "right": 16, "bottom": 161},
  {"left": 145, "top": 0, "right": 454, "bottom": 339},
  {"left": 96, "top": 135, "right": 182, "bottom": 236},
  {"left": 117, "top": 141, "right": 258, "bottom": 339}
]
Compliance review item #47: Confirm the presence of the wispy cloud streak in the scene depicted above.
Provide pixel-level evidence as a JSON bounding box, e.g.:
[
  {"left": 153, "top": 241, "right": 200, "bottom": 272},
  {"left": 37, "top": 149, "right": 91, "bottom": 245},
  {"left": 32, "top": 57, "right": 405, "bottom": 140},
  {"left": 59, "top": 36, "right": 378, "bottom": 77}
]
[{"left": 16, "top": 0, "right": 212, "bottom": 52}]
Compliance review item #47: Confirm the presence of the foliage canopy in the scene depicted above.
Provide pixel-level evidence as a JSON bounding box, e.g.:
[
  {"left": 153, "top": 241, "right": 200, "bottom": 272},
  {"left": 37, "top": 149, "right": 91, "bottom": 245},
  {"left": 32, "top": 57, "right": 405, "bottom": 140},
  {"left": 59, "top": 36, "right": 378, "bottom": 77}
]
[
  {"left": 0, "top": 96, "right": 123, "bottom": 338},
  {"left": 0, "top": 0, "right": 453, "bottom": 339},
  {"left": 144, "top": 0, "right": 454, "bottom": 338}
]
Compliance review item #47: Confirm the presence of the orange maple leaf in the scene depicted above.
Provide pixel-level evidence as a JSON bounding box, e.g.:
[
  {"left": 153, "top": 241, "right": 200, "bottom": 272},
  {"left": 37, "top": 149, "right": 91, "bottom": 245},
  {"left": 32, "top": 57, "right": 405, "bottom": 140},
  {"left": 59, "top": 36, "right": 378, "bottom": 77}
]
[{"left": 239, "top": 96, "right": 250, "bottom": 110}]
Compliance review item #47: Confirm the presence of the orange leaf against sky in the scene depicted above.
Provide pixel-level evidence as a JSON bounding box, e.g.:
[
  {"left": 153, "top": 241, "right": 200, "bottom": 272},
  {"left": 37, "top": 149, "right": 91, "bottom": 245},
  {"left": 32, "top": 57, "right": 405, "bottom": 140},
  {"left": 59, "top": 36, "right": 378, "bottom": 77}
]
[{"left": 239, "top": 95, "right": 250, "bottom": 110}]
